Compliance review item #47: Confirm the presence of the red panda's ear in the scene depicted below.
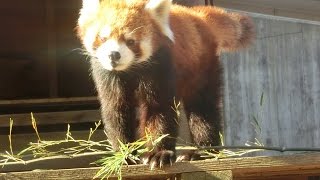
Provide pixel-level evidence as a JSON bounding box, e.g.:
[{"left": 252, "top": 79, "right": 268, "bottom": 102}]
[
  {"left": 82, "top": 0, "right": 100, "bottom": 10},
  {"left": 145, "top": 0, "right": 174, "bottom": 41},
  {"left": 78, "top": 0, "right": 100, "bottom": 26}
]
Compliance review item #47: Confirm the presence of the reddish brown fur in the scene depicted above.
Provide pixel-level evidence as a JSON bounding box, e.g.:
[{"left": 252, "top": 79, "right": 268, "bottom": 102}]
[
  {"left": 77, "top": 0, "right": 254, "bottom": 167},
  {"left": 167, "top": 5, "right": 254, "bottom": 101}
]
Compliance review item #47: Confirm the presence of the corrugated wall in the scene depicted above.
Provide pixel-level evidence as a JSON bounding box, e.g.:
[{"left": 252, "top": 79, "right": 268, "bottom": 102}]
[{"left": 222, "top": 12, "right": 320, "bottom": 155}]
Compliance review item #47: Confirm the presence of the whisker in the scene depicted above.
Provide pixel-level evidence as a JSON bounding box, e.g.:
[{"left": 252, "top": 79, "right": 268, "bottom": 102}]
[
  {"left": 70, "top": 48, "right": 85, "bottom": 52},
  {"left": 128, "top": 26, "right": 144, "bottom": 35}
]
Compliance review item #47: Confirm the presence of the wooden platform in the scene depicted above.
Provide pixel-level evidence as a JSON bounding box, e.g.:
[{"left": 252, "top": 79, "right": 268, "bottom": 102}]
[
  {"left": 0, "top": 97, "right": 102, "bottom": 152},
  {"left": 1, "top": 152, "right": 320, "bottom": 179}
]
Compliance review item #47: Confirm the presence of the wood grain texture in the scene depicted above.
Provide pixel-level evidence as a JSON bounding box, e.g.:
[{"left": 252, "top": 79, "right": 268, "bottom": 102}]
[
  {"left": 222, "top": 13, "right": 320, "bottom": 156},
  {"left": 180, "top": 172, "right": 206, "bottom": 180},
  {"left": 205, "top": 170, "right": 232, "bottom": 180},
  {"left": 0, "top": 153, "right": 319, "bottom": 179},
  {"left": 0, "top": 97, "right": 97, "bottom": 106},
  {"left": 180, "top": 171, "right": 233, "bottom": 180},
  {"left": 0, "top": 110, "right": 100, "bottom": 127}
]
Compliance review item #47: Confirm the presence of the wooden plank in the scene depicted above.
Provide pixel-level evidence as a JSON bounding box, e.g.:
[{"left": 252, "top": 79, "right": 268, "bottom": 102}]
[
  {"left": 206, "top": 170, "right": 232, "bottom": 180},
  {"left": 0, "top": 97, "right": 99, "bottom": 114},
  {"left": 180, "top": 170, "right": 232, "bottom": 180},
  {"left": 1, "top": 153, "right": 320, "bottom": 179},
  {"left": 180, "top": 172, "right": 206, "bottom": 180},
  {"left": 0, "top": 110, "right": 100, "bottom": 127},
  {"left": 235, "top": 170, "right": 315, "bottom": 180},
  {"left": 0, "top": 97, "right": 97, "bottom": 106}
]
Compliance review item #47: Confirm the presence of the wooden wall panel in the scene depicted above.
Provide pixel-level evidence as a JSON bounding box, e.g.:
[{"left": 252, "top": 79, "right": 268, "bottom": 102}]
[
  {"left": 222, "top": 13, "right": 320, "bottom": 155},
  {"left": 0, "top": 1, "right": 50, "bottom": 100},
  {"left": 0, "top": 0, "right": 95, "bottom": 100}
]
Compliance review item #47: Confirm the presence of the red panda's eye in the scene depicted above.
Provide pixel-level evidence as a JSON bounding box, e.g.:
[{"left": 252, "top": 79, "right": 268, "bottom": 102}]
[{"left": 126, "top": 39, "right": 135, "bottom": 46}]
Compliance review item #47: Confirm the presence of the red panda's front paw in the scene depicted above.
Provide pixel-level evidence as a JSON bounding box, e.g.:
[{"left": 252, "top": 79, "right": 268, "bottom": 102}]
[
  {"left": 176, "top": 150, "right": 202, "bottom": 162},
  {"left": 141, "top": 150, "right": 176, "bottom": 170}
]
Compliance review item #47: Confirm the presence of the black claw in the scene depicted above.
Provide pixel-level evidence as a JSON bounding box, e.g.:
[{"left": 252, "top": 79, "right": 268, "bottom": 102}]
[
  {"left": 190, "top": 153, "right": 202, "bottom": 161},
  {"left": 140, "top": 152, "right": 154, "bottom": 165},
  {"left": 176, "top": 151, "right": 203, "bottom": 162},
  {"left": 141, "top": 150, "right": 176, "bottom": 170}
]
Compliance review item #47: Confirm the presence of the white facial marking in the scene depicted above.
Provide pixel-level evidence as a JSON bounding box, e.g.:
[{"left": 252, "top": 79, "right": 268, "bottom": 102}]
[
  {"left": 95, "top": 39, "right": 135, "bottom": 71},
  {"left": 83, "top": 25, "right": 98, "bottom": 53},
  {"left": 78, "top": 0, "right": 100, "bottom": 26},
  {"left": 139, "top": 36, "right": 153, "bottom": 62},
  {"left": 99, "top": 25, "right": 111, "bottom": 38}
]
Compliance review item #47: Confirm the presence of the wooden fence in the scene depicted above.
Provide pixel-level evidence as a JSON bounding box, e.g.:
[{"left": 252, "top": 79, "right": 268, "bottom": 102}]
[
  {"left": 222, "top": 12, "right": 320, "bottom": 155},
  {"left": 1, "top": 10, "right": 320, "bottom": 157}
]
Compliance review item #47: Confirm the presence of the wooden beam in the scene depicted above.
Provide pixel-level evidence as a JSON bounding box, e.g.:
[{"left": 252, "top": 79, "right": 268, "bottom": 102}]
[
  {"left": 0, "top": 153, "right": 320, "bottom": 179},
  {"left": 0, "top": 97, "right": 99, "bottom": 118},
  {"left": 180, "top": 170, "right": 232, "bottom": 180},
  {"left": 0, "top": 152, "right": 106, "bottom": 173},
  {"left": 0, "top": 110, "right": 100, "bottom": 127},
  {"left": 0, "top": 96, "right": 98, "bottom": 106}
]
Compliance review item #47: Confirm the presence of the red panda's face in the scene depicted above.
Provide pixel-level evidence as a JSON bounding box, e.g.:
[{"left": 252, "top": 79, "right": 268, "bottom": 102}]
[
  {"left": 88, "top": 19, "right": 154, "bottom": 71},
  {"left": 77, "top": 0, "right": 173, "bottom": 71}
]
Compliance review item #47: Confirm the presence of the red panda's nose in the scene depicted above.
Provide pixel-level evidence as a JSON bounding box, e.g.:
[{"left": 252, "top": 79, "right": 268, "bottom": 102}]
[{"left": 109, "top": 51, "right": 121, "bottom": 62}]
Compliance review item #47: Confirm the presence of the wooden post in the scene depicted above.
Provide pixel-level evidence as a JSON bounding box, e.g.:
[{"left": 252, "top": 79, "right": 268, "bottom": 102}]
[{"left": 45, "top": 0, "right": 58, "bottom": 97}]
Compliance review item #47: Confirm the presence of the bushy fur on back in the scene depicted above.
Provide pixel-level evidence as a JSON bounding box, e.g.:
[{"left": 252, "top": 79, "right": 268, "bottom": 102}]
[{"left": 77, "top": 0, "right": 255, "bottom": 168}]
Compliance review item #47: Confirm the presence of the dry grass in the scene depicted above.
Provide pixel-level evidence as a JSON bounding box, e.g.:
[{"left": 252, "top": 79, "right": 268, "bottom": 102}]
[{"left": 0, "top": 111, "right": 264, "bottom": 180}]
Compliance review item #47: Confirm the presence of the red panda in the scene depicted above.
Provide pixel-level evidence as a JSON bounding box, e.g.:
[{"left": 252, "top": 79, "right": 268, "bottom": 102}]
[{"left": 77, "top": 0, "right": 254, "bottom": 169}]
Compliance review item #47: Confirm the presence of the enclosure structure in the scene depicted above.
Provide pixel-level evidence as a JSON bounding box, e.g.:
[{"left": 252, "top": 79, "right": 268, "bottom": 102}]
[
  {"left": 1, "top": 0, "right": 320, "bottom": 179},
  {"left": 1, "top": 2, "right": 320, "bottom": 156},
  {"left": 222, "top": 11, "right": 320, "bottom": 155},
  {"left": 0, "top": 0, "right": 101, "bottom": 152},
  {"left": 1, "top": 153, "right": 320, "bottom": 179}
]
